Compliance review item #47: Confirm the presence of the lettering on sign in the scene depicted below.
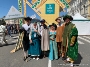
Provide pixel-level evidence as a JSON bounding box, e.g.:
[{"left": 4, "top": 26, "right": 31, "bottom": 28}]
[
  {"left": 9, "top": 14, "right": 20, "bottom": 17},
  {"left": 45, "top": 4, "right": 55, "bottom": 14}
]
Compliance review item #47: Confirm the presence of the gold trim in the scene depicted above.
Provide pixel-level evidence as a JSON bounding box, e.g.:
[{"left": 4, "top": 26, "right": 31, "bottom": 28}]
[{"left": 71, "top": 36, "right": 76, "bottom": 45}]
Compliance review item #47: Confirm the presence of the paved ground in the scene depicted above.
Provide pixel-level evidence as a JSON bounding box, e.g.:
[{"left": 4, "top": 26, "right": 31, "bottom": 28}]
[{"left": 0, "top": 34, "right": 90, "bottom": 67}]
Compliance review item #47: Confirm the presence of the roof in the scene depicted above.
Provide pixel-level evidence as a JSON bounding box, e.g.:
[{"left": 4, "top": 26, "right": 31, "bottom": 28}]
[{"left": 31, "top": 19, "right": 40, "bottom": 23}]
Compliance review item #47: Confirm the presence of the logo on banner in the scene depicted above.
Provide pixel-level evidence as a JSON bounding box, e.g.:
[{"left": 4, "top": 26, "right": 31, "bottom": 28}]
[{"left": 45, "top": 4, "right": 55, "bottom": 14}]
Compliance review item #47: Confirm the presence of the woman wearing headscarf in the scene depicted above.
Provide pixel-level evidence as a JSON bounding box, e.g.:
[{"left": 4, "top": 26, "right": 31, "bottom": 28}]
[{"left": 28, "top": 22, "right": 41, "bottom": 60}]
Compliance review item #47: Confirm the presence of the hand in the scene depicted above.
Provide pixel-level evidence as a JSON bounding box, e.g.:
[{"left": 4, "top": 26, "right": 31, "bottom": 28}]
[
  {"left": 52, "top": 38, "right": 54, "bottom": 41},
  {"left": 70, "top": 44, "right": 73, "bottom": 46},
  {"left": 34, "top": 30, "right": 38, "bottom": 32},
  {"left": 30, "top": 40, "right": 32, "bottom": 43}
]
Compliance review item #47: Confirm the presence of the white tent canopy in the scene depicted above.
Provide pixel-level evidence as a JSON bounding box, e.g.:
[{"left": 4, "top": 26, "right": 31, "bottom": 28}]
[
  {"left": 73, "top": 13, "right": 87, "bottom": 20},
  {"left": 4, "top": 6, "right": 24, "bottom": 20},
  {"left": 72, "top": 13, "right": 90, "bottom": 35}
]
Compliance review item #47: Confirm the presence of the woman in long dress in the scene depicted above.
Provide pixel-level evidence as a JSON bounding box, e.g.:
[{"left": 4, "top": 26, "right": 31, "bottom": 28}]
[
  {"left": 40, "top": 19, "right": 49, "bottom": 58},
  {"left": 49, "top": 23, "right": 58, "bottom": 60},
  {"left": 28, "top": 22, "right": 41, "bottom": 60}
]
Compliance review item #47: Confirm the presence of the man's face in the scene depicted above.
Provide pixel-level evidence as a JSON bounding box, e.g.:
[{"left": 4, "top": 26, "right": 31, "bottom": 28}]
[
  {"left": 56, "top": 19, "right": 61, "bottom": 23},
  {"left": 65, "top": 18, "right": 70, "bottom": 23},
  {"left": 26, "top": 20, "right": 30, "bottom": 25},
  {"left": 41, "top": 22, "right": 45, "bottom": 25}
]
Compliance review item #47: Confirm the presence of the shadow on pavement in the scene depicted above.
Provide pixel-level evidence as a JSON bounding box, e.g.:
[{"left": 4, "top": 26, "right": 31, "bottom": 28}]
[
  {"left": 39, "top": 51, "right": 49, "bottom": 59},
  {"left": 0, "top": 42, "right": 16, "bottom": 47},
  {"left": 74, "top": 53, "right": 83, "bottom": 66}
]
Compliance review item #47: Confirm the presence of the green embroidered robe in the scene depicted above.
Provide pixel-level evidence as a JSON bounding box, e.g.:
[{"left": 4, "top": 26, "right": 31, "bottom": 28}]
[{"left": 62, "top": 22, "right": 78, "bottom": 60}]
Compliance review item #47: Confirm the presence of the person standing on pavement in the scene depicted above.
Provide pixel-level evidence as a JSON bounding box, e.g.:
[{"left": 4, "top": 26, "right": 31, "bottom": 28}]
[
  {"left": 19, "top": 17, "right": 32, "bottom": 62},
  {"left": 62, "top": 15, "right": 78, "bottom": 67},
  {"left": 28, "top": 22, "right": 41, "bottom": 60},
  {"left": 7, "top": 24, "right": 12, "bottom": 37},
  {"left": 49, "top": 23, "right": 58, "bottom": 60},
  {"left": 0, "top": 22, "right": 8, "bottom": 45},
  {"left": 40, "top": 19, "right": 49, "bottom": 58},
  {"left": 55, "top": 17, "right": 65, "bottom": 59}
]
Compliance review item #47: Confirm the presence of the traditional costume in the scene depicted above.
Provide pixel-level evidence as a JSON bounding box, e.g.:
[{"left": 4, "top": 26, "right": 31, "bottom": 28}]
[
  {"left": 55, "top": 17, "right": 64, "bottom": 58},
  {"left": 19, "top": 17, "right": 32, "bottom": 61},
  {"left": 49, "top": 24, "right": 58, "bottom": 60},
  {"left": 62, "top": 15, "right": 78, "bottom": 67},
  {"left": 40, "top": 19, "right": 49, "bottom": 58},
  {"left": 28, "top": 22, "right": 41, "bottom": 60}
]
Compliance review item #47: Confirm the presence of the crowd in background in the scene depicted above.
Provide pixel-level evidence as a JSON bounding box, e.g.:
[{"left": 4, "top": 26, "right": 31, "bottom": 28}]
[{"left": 6, "top": 24, "right": 20, "bottom": 36}]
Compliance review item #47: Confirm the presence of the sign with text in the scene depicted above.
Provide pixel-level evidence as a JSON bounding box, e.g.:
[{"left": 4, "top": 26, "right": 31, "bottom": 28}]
[{"left": 45, "top": 4, "right": 55, "bottom": 14}]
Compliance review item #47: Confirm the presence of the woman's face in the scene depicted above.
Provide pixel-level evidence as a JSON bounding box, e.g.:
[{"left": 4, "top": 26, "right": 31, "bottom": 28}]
[
  {"left": 33, "top": 23, "right": 37, "bottom": 27},
  {"left": 56, "top": 19, "right": 61, "bottom": 23},
  {"left": 51, "top": 26, "right": 55, "bottom": 30}
]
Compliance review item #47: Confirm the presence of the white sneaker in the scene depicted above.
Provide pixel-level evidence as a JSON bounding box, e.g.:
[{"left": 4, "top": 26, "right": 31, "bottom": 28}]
[
  {"left": 36, "top": 58, "right": 39, "bottom": 60},
  {"left": 33, "top": 58, "right": 35, "bottom": 59},
  {"left": 70, "top": 63, "right": 74, "bottom": 67}
]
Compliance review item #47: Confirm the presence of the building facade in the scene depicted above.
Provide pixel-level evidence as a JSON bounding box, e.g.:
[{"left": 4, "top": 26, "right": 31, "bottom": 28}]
[{"left": 67, "top": 0, "right": 90, "bottom": 19}]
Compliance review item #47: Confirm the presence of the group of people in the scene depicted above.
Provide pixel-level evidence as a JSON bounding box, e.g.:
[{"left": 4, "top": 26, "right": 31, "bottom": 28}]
[
  {"left": 17, "top": 15, "right": 78, "bottom": 67},
  {"left": 6, "top": 24, "right": 19, "bottom": 37}
]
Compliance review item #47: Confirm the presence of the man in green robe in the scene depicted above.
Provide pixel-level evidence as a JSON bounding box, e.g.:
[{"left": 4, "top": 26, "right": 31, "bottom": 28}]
[{"left": 62, "top": 15, "right": 78, "bottom": 67}]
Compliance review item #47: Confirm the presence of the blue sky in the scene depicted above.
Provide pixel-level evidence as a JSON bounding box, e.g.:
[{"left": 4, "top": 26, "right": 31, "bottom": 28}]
[
  {"left": 0, "top": 0, "right": 67, "bottom": 19},
  {"left": 0, "top": 0, "right": 40, "bottom": 19}
]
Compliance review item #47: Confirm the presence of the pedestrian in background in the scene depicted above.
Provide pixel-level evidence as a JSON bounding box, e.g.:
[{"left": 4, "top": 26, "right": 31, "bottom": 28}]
[
  {"left": 7, "top": 24, "right": 12, "bottom": 37},
  {"left": 0, "top": 22, "right": 8, "bottom": 45}
]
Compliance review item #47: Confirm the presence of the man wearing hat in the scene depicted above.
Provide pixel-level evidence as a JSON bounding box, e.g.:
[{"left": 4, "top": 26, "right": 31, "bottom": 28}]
[
  {"left": 10, "top": 17, "right": 32, "bottom": 62},
  {"left": 55, "top": 17, "right": 65, "bottom": 58},
  {"left": 20, "top": 17, "right": 32, "bottom": 61},
  {"left": 62, "top": 15, "right": 78, "bottom": 67},
  {"left": 40, "top": 19, "right": 49, "bottom": 58},
  {"left": 55, "top": 17, "right": 62, "bottom": 27}
]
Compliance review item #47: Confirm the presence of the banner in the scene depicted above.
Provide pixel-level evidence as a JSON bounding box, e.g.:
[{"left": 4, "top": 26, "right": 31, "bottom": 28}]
[
  {"left": 18, "top": 0, "right": 22, "bottom": 26},
  {"left": 32, "top": 0, "right": 41, "bottom": 8}
]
